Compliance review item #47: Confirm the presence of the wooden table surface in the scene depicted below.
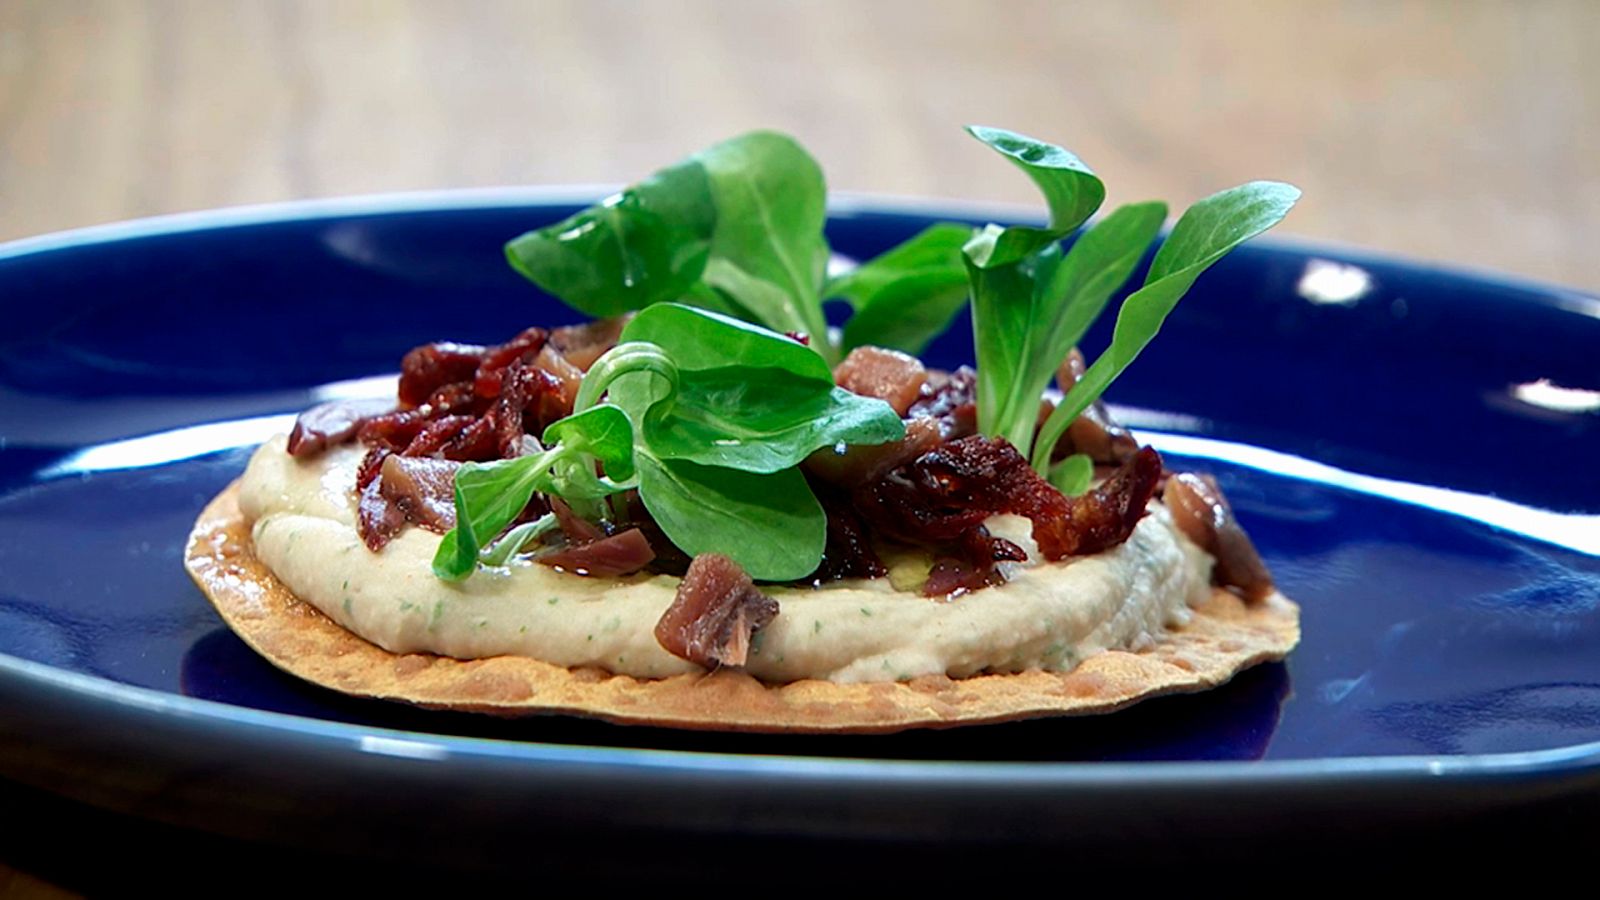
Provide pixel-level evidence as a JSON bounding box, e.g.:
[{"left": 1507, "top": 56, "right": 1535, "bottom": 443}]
[
  {"left": 3, "top": 0, "right": 1598, "bottom": 290},
  {"left": 0, "top": 0, "right": 1596, "bottom": 893}
]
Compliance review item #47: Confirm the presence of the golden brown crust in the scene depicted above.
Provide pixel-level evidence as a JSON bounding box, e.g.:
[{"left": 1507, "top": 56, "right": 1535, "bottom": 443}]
[{"left": 186, "top": 480, "right": 1301, "bottom": 734}]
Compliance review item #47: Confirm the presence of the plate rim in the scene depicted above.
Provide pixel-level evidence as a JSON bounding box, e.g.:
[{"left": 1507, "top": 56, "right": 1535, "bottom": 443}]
[
  {"left": 1, "top": 185, "right": 1595, "bottom": 306},
  {"left": 6, "top": 649, "right": 1600, "bottom": 786}
]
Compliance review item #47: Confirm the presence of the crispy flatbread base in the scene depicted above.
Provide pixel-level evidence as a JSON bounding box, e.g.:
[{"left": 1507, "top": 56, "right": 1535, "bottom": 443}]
[{"left": 186, "top": 480, "right": 1300, "bottom": 733}]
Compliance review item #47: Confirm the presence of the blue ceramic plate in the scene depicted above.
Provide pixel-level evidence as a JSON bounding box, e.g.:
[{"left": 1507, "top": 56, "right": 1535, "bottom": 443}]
[{"left": 1, "top": 192, "right": 1598, "bottom": 857}]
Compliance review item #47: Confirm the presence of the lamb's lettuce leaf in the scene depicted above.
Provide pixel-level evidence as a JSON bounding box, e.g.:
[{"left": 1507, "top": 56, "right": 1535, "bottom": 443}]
[
  {"left": 1031, "top": 182, "right": 1300, "bottom": 469},
  {"left": 960, "top": 126, "right": 1298, "bottom": 472},
  {"left": 635, "top": 455, "right": 825, "bottom": 581},
  {"left": 505, "top": 133, "right": 974, "bottom": 365},
  {"left": 1048, "top": 453, "right": 1095, "bottom": 497},
  {"left": 962, "top": 125, "right": 1105, "bottom": 268},
  {"left": 829, "top": 223, "right": 973, "bottom": 355},
  {"left": 694, "top": 132, "right": 834, "bottom": 358},
  {"left": 504, "top": 158, "right": 715, "bottom": 316}
]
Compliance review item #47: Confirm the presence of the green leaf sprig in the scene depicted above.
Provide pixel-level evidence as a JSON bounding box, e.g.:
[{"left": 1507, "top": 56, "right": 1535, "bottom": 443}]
[
  {"left": 431, "top": 304, "right": 905, "bottom": 583},
  {"left": 960, "top": 125, "right": 1300, "bottom": 473},
  {"left": 431, "top": 403, "right": 637, "bottom": 580},
  {"left": 506, "top": 132, "right": 971, "bottom": 364},
  {"left": 445, "top": 126, "right": 1298, "bottom": 581},
  {"left": 1030, "top": 181, "right": 1300, "bottom": 471}
]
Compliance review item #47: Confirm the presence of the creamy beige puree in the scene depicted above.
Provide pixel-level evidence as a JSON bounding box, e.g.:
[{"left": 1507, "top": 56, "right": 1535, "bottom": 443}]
[{"left": 238, "top": 435, "right": 1215, "bottom": 683}]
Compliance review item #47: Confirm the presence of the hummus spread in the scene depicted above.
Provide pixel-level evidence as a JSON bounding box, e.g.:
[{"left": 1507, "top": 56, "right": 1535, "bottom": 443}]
[{"left": 238, "top": 435, "right": 1215, "bottom": 684}]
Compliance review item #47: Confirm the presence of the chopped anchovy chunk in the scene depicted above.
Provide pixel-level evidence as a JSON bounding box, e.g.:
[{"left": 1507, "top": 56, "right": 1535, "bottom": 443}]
[
  {"left": 655, "top": 554, "right": 779, "bottom": 668},
  {"left": 1164, "top": 473, "right": 1275, "bottom": 602}
]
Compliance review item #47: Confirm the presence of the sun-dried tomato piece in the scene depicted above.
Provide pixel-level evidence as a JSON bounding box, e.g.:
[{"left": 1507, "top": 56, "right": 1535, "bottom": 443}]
[
  {"left": 438, "top": 414, "right": 500, "bottom": 461},
  {"left": 856, "top": 435, "right": 1162, "bottom": 566},
  {"left": 805, "top": 483, "right": 887, "bottom": 584},
  {"left": 924, "top": 527, "right": 1028, "bottom": 598},
  {"left": 286, "top": 399, "right": 392, "bottom": 458},
  {"left": 853, "top": 436, "right": 1008, "bottom": 545},
  {"left": 1030, "top": 446, "right": 1162, "bottom": 560},
  {"left": 358, "top": 408, "right": 427, "bottom": 451},
  {"left": 655, "top": 554, "right": 779, "bottom": 669},
  {"left": 478, "top": 327, "right": 548, "bottom": 374},
  {"left": 425, "top": 381, "right": 487, "bottom": 419},
  {"left": 355, "top": 446, "right": 391, "bottom": 491},
  {"left": 401, "top": 415, "right": 475, "bottom": 457},
  {"left": 398, "top": 342, "right": 485, "bottom": 408},
  {"left": 356, "top": 477, "right": 406, "bottom": 551},
  {"left": 481, "top": 361, "right": 529, "bottom": 458},
  {"left": 482, "top": 356, "right": 576, "bottom": 458},
  {"left": 473, "top": 367, "right": 506, "bottom": 400}
]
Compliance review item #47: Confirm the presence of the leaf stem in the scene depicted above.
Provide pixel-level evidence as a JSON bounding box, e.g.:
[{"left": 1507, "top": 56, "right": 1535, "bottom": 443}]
[
  {"left": 574, "top": 341, "right": 680, "bottom": 413},
  {"left": 1031, "top": 362, "right": 1107, "bottom": 473},
  {"left": 479, "top": 513, "right": 559, "bottom": 566}
]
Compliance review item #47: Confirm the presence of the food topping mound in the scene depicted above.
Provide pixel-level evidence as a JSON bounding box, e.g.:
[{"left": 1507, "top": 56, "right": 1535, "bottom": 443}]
[
  {"left": 194, "top": 126, "right": 1303, "bottom": 725},
  {"left": 291, "top": 320, "right": 627, "bottom": 550},
  {"left": 854, "top": 434, "right": 1161, "bottom": 567},
  {"left": 288, "top": 318, "right": 1182, "bottom": 594}
]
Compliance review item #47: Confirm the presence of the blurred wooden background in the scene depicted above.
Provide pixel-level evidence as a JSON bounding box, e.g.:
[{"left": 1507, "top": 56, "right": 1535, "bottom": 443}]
[{"left": 2, "top": 1, "right": 1598, "bottom": 289}]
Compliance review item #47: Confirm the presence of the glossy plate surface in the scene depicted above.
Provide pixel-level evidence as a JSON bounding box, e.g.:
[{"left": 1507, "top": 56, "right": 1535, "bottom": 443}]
[{"left": 1, "top": 192, "right": 1597, "bottom": 847}]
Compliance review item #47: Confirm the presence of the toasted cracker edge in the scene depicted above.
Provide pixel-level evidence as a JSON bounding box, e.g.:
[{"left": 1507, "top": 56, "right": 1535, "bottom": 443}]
[{"left": 185, "top": 480, "right": 1300, "bottom": 734}]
